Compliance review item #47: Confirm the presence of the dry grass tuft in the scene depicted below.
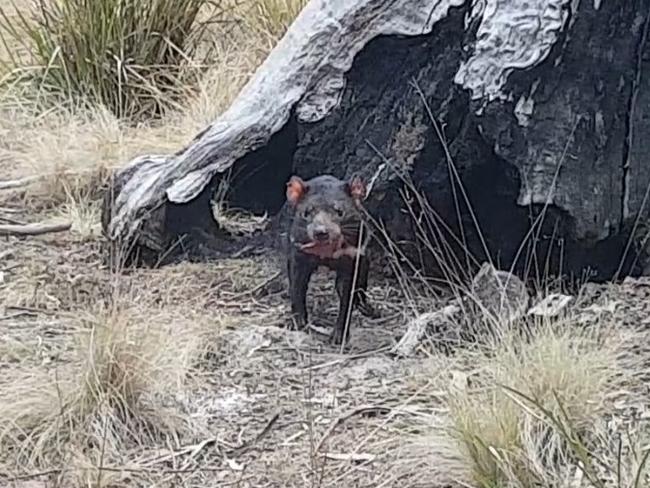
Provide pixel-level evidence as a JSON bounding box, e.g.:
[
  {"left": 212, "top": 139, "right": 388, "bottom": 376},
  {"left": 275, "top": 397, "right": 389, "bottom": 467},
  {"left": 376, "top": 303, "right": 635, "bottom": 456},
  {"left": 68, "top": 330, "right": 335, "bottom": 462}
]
[
  {"left": 4, "top": 0, "right": 649, "bottom": 487},
  {"left": 452, "top": 324, "right": 617, "bottom": 486},
  {"left": 235, "top": 0, "right": 308, "bottom": 41},
  {"left": 59, "top": 197, "right": 103, "bottom": 240},
  {"left": 210, "top": 174, "right": 269, "bottom": 236},
  {"left": 0, "top": 42, "right": 257, "bottom": 211},
  {"left": 0, "top": 232, "right": 299, "bottom": 485},
  {"left": 407, "top": 317, "right": 649, "bottom": 488},
  {"left": 0, "top": 101, "right": 119, "bottom": 209},
  {"left": 0, "top": 0, "right": 224, "bottom": 119},
  {"left": 0, "top": 0, "right": 294, "bottom": 216},
  {"left": 0, "top": 293, "right": 214, "bottom": 482}
]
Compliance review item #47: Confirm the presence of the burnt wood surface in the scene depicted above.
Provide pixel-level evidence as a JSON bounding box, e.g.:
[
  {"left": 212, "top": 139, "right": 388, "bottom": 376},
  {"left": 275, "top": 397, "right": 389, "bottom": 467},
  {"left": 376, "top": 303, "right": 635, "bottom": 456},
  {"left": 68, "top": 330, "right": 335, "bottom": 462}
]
[{"left": 102, "top": 0, "right": 650, "bottom": 282}]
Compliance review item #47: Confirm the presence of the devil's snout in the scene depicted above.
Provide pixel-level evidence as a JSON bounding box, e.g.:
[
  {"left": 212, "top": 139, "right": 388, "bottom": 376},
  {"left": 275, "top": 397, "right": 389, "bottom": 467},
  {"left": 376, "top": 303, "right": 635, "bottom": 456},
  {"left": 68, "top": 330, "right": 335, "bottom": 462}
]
[
  {"left": 312, "top": 226, "right": 330, "bottom": 241},
  {"left": 307, "top": 212, "right": 341, "bottom": 243}
]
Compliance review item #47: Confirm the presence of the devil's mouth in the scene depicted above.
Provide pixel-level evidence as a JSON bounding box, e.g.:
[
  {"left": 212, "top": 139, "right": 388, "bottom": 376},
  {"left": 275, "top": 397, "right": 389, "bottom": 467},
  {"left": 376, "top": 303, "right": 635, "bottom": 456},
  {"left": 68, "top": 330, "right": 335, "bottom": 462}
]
[
  {"left": 300, "top": 239, "right": 343, "bottom": 252},
  {"left": 299, "top": 238, "right": 357, "bottom": 259}
]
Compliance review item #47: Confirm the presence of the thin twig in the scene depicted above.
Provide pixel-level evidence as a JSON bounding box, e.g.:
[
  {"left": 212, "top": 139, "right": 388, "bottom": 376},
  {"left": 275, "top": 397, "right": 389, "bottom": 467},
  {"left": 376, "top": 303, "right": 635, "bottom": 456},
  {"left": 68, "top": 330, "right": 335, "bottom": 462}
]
[
  {"left": 315, "top": 405, "right": 391, "bottom": 453},
  {"left": 6, "top": 305, "right": 57, "bottom": 316},
  {"left": 3, "top": 466, "right": 255, "bottom": 481},
  {"left": 227, "top": 271, "right": 282, "bottom": 299},
  {"left": 0, "top": 175, "right": 41, "bottom": 190},
  {"left": 228, "top": 411, "right": 281, "bottom": 456},
  {"left": 2, "top": 469, "right": 62, "bottom": 483},
  {"left": 0, "top": 215, "right": 26, "bottom": 225},
  {"left": 0, "top": 311, "right": 37, "bottom": 321},
  {"left": 0, "top": 206, "right": 21, "bottom": 214},
  {"left": 0, "top": 249, "right": 14, "bottom": 262},
  {"left": 305, "top": 346, "right": 392, "bottom": 371}
]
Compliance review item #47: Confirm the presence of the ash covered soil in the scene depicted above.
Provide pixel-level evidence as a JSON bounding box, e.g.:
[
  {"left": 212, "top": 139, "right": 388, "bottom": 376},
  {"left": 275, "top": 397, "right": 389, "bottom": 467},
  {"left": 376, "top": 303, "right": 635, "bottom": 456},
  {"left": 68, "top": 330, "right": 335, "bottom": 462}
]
[{"left": 2, "top": 225, "right": 650, "bottom": 487}]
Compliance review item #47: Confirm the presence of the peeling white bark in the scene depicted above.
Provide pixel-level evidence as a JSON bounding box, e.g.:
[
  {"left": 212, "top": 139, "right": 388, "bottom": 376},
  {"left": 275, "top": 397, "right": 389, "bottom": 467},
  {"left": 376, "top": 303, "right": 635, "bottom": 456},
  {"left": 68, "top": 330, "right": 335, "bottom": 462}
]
[
  {"left": 454, "top": 0, "right": 570, "bottom": 105},
  {"left": 106, "top": 0, "right": 572, "bottom": 245},
  {"left": 107, "top": 0, "right": 465, "bottom": 242}
]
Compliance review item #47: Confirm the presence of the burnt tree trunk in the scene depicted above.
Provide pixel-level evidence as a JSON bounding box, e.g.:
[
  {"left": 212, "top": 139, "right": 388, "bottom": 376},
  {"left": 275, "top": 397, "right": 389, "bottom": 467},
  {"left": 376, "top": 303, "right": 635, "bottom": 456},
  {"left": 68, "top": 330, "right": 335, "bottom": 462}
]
[{"left": 102, "top": 0, "right": 650, "bottom": 281}]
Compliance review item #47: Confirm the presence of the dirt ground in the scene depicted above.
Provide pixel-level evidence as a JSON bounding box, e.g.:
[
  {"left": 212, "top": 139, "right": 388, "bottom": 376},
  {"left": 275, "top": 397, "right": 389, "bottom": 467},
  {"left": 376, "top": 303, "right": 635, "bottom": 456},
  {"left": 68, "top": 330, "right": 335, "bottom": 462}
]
[
  {"left": 3, "top": 203, "right": 650, "bottom": 487},
  {"left": 1, "top": 213, "right": 450, "bottom": 487}
]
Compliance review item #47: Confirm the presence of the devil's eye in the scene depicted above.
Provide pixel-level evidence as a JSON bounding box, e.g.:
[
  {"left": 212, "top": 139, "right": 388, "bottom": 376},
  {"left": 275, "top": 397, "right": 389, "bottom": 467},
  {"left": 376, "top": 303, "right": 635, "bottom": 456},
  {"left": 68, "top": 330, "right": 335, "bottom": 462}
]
[
  {"left": 302, "top": 206, "right": 313, "bottom": 218},
  {"left": 333, "top": 205, "right": 344, "bottom": 217}
]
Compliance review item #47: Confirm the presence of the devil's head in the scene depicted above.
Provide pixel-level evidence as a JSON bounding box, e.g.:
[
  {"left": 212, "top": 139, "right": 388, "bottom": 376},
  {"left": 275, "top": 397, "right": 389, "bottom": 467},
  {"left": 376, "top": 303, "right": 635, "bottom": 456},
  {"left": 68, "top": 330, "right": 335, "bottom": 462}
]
[{"left": 286, "top": 174, "right": 366, "bottom": 254}]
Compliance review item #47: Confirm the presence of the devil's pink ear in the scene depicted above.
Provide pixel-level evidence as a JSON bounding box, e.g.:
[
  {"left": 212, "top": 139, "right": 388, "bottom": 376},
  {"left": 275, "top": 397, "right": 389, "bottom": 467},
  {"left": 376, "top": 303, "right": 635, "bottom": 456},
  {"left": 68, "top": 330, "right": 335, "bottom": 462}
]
[
  {"left": 348, "top": 175, "right": 366, "bottom": 201},
  {"left": 286, "top": 176, "right": 308, "bottom": 205}
]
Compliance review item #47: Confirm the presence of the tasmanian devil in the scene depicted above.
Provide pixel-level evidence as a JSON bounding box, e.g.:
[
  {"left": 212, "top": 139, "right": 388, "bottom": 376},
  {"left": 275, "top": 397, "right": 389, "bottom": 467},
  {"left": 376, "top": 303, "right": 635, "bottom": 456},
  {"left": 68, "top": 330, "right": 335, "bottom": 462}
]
[{"left": 284, "top": 173, "right": 378, "bottom": 345}]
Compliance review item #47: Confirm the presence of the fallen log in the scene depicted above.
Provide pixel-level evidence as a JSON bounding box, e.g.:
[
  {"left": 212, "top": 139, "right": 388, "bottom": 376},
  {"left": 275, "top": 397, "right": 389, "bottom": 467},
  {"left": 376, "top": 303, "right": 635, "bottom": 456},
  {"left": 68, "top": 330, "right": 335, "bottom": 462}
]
[
  {"left": 102, "top": 0, "right": 650, "bottom": 281},
  {"left": 0, "top": 222, "right": 72, "bottom": 237}
]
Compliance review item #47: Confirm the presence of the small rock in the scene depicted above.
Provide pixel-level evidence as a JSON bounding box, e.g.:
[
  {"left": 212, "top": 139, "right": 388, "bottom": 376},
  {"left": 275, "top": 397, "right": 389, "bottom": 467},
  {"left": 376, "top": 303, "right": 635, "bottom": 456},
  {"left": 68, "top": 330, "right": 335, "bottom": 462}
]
[
  {"left": 342, "top": 356, "right": 397, "bottom": 381},
  {"left": 449, "top": 370, "right": 469, "bottom": 393},
  {"left": 470, "top": 262, "right": 529, "bottom": 324},
  {"left": 576, "top": 301, "right": 621, "bottom": 325},
  {"left": 325, "top": 452, "right": 376, "bottom": 463},
  {"left": 527, "top": 293, "right": 573, "bottom": 318},
  {"left": 225, "top": 328, "right": 270, "bottom": 357}
]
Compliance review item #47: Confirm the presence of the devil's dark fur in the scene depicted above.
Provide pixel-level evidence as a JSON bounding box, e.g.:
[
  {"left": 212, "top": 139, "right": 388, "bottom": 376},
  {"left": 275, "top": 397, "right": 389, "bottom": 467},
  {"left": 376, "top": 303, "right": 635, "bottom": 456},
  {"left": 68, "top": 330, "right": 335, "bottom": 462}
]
[{"left": 285, "top": 174, "right": 378, "bottom": 345}]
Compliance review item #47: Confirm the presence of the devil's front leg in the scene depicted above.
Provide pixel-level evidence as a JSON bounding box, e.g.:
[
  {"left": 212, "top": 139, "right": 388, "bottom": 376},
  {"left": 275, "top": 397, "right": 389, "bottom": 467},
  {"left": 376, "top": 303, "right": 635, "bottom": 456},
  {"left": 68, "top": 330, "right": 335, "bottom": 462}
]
[
  {"left": 352, "top": 255, "right": 379, "bottom": 319},
  {"left": 288, "top": 250, "right": 315, "bottom": 330},
  {"left": 331, "top": 267, "right": 355, "bottom": 345}
]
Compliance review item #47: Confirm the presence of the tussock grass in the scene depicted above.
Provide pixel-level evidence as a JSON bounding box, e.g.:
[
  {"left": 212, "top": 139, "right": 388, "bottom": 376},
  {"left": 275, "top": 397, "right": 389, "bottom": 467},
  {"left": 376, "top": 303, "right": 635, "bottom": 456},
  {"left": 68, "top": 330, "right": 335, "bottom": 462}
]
[
  {"left": 447, "top": 321, "right": 628, "bottom": 487},
  {"left": 2, "top": 1, "right": 649, "bottom": 487},
  {"left": 234, "top": 0, "right": 308, "bottom": 41},
  {"left": 0, "top": 101, "right": 119, "bottom": 210},
  {"left": 403, "top": 320, "right": 650, "bottom": 488},
  {"left": 0, "top": 0, "right": 223, "bottom": 119},
  {"left": 0, "top": 226, "right": 281, "bottom": 484},
  {"left": 0, "top": 37, "right": 261, "bottom": 212},
  {"left": 0, "top": 3, "right": 275, "bottom": 216},
  {"left": 59, "top": 196, "right": 102, "bottom": 240},
  {"left": 0, "top": 294, "right": 215, "bottom": 483},
  {"left": 373, "top": 80, "right": 650, "bottom": 488}
]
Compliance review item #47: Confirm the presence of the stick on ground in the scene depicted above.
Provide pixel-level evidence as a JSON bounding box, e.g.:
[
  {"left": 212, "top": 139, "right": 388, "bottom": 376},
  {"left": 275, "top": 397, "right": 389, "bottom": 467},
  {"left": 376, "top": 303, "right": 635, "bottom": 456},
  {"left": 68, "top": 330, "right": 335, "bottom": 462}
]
[
  {"left": 315, "top": 405, "right": 391, "bottom": 453},
  {"left": 0, "top": 176, "right": 41, "bottom": 190},
  {"left": 0, "top": 222, "right": 72, "bottom": 237}
]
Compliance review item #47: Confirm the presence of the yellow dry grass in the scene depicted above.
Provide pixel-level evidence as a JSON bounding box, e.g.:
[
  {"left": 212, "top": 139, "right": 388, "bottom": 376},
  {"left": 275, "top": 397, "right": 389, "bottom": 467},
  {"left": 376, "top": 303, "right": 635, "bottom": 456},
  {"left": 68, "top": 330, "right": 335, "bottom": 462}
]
[
  {"left": 1, "top": 1, "right": 649, "bottom": 487},
  {"left": 403, "top": 317, "right": 650, "bottom": 488},
  {"left": 0, "top": 0, "right": 304, "bottom": 226},
  {"left": 0, "top": 1, "right": 305, "bottom": 485}
]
